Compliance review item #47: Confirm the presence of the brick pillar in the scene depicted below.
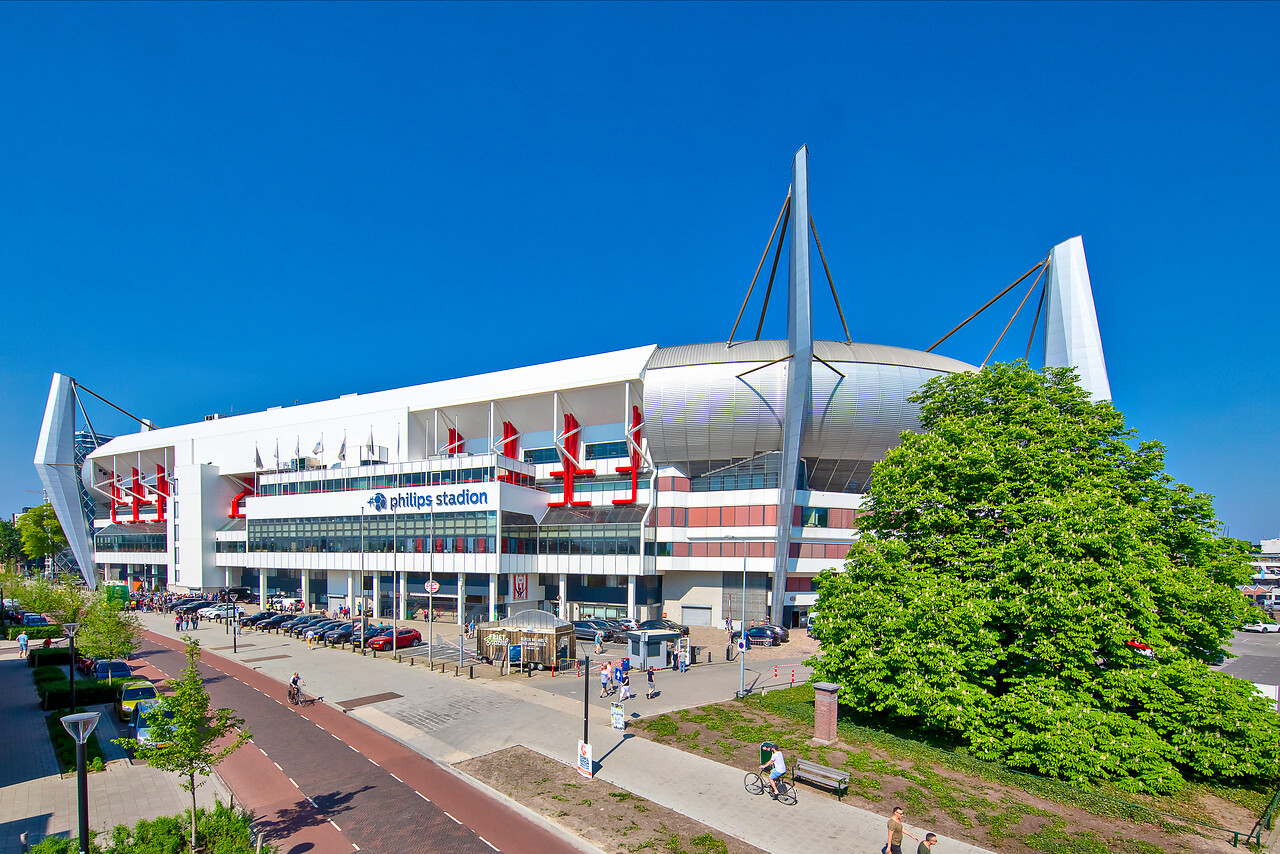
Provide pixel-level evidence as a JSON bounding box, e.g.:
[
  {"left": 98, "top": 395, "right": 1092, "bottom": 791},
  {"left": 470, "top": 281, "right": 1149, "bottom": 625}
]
[{"left": 813, "top": 681, "right": 839, "bottom": 744}]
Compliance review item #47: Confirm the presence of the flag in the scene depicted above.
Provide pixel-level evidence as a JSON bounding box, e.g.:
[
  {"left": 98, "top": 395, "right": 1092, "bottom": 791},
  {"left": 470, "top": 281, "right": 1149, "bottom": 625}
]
[
  {"left": 274, "top": 439, "right": 280, "bottom": 468},
  {"left": 254, "top": 444, "right": 263, "bottom": 470},
  {"left": 313, "top": 434, "right": 324, "bottom": 456},
  {"left": 396, "top": 426, "right": 401, "bottom": 458},
  {"left": 367, "top": 428, "right": 375, "bottom": 457},
  {"left": 295, "top": 436, "right": 301, "bottom": 459},
  {"left": 338, "top": 433, "right": 346, "bottom": 462}
]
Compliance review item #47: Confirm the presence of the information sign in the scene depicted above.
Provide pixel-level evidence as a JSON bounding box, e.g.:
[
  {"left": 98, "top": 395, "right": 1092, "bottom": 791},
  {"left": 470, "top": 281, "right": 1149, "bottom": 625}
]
[
  {"left": 425, "top": 580, "right": 440, "bottom": 594},
  {"left": 508, "top": 644, "right": 522, "bottom": 665},
  {"left": 577, "top": 740, "right": 593, "bottom": 778},
  {"left": 611, "top": 702, "right": 626, "bottom": 731}
]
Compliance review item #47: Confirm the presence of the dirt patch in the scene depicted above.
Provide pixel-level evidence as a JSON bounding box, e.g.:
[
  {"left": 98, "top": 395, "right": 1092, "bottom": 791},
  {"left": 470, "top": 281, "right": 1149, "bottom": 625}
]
[
  {"left": 458, "top": 744, "right": 770, "bottom": 854},
  {"left": 628, "top": 696, "right": 1265, "bottom": 854}
]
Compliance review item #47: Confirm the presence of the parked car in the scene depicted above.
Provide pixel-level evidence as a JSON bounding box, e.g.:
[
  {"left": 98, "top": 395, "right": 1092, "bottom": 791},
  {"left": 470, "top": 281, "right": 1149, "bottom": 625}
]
[
  {"left": 322, "top": 623, "right": 359, "bottom": 643},
  {"left": 283, "top": 615, "right": 329, "bottom": 636},
  {"left": 571, "top": 620, "right": 609, "bottom": 642},
  {"left": 731, "top": 626, "right": 784, "bottom": 647},
  {"left": 221, "top": 586, "right": 253, "bottom": 600},
  {"left": 197, "top": 603, "right": 244, "bottom": 619},
  {"left": 368, "top": 627, "right": 422, "bottom": 650},
  {"left": 355, "top": 625, "right": 395, "bottom": 648},
  {"left": 597, "top": 620, "right": 632, "bottom": 643},
  {"left": 638, "top": 618, "right": 690, "bottom": 637},
  {"left": 21, "top": 613, "right": 50, "bottom": 626},
  {"left": 90, "top": 659, "right": 133, "bottom": 683},
  {"left": 239, "top": 611, "right": 276, "bottom": 627},
  {"left": 300, "top": 620, "right": 343, "bottom": 638},
  {"left": 1243, "top": 622, "right": 1280, "bottom": 633},
  {"left": 256, "top": 612, "right": 294, "bottom": 629},
  {"left": 115, "top": 679, "right": 159, "bottom": 722},
  {"left": 133, "top": 700, "right": 175, "bottom": 748},
  {"left": 175, "top": 600, "right": 217, "bottom": 615}
]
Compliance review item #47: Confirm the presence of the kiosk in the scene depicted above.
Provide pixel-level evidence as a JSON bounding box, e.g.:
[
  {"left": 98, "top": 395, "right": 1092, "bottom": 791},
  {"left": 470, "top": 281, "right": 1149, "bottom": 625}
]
[{"left": 624, "top": 629, "right": 680, "bottom": 672}]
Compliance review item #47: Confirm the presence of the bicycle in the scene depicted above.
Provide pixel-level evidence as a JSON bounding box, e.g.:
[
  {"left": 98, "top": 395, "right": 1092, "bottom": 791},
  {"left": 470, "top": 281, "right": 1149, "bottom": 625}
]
[
  {"left": 287, "top": 682, "right": 310, "bottom": 706},
  {"left": 744, "top": 770, "right": 798, "bottom": 805}
]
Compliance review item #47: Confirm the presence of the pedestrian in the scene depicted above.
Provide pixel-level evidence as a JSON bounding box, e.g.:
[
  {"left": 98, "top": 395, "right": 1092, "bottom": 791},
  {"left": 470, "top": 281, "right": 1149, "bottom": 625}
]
[
  {"left": 883, "top": 806, "right": 918, "bottom": 854},
  {"left": 646, "top": 666, "right": 656, "bottom": 699},
  {"left": 599, "top": 663, "right": 610, "bottom": 698},
  {"left": 725, "top": 616, "right": 732, "bottom": 632},
  {"left": 594, "top": 629, "right": 604, "bottom": 656},
  {"left": 306, "top": 628, "right": 316, "bottom": 650},
  {"left": 16, "top": 631, "right": 28, "bottom": 657},
  {"left": 192, "top": 614, "right": 199, "bottom": 630},
  {"left": 917, "top": 833, "right": 938, "bottom": 854},
  {"left": 619, "top": 670, "right": 632, "bottom": 701},
  {"left": 175, "top": 614, "right": 182, "bottom": 632}
]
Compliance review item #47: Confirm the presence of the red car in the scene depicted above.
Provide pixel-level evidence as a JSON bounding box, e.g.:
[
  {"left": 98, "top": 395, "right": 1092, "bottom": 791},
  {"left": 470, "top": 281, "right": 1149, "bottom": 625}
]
[{"left": 368, "top": 627, "right": 422, "bottom": 650}]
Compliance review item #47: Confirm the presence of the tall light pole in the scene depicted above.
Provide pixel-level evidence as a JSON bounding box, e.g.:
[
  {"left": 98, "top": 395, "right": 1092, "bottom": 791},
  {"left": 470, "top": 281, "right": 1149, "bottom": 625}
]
[
  {"left": 64, "top": 622, "right": 79, "bottom": 713},
  {"left": 230, "top": 594, "right": 239, "bottom": 654},
  {"left": 690, "top": 535, "right": 756, "bottom": 699},
  {"left": 61, "top": 711, "right": 100, "bottom": 854},
  {"left": 360, "top": 507, "right": 367, "bottom": 655}
]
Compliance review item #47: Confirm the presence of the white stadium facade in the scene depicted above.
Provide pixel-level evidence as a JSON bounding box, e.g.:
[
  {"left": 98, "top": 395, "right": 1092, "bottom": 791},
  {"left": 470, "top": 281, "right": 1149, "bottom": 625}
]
[{"left": 34, "top": 147, "right": 1110, "bottom": 629}]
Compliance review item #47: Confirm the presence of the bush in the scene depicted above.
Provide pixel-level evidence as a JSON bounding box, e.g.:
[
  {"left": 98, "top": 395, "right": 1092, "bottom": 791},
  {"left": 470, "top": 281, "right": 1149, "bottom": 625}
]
[
  {"left": 40, "top": 677, "right": 122, "bottom": 710},
  {"left": 25, "top": 800, "right": 266, "bottom": 853},
  {"left": 26, "top": 647, "right": 71, "bottom": 667},
  {"left": 10, "top": 624, "right": 63, "bottom": 640},
  {"left": 45, "top": 708, "right": 106, "bottom": 773}
]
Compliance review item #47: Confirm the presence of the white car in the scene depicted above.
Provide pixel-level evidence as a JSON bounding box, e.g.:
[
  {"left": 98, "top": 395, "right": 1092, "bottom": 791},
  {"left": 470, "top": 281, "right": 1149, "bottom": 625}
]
[
  {"left": 197, "top": 604, "right": 244, "bottom": 618},
  {"left": 1242, "top": 622, "right": 1280, "bottom": 633}
]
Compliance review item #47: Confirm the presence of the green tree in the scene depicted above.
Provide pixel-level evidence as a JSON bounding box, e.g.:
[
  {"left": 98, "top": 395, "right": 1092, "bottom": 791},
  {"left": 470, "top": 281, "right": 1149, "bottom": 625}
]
[
  {"left": 114, "top": 637, "right": 250, "bottom": 851},
  {"left": 16, "top": 504, "right": 67, "bottom": 572},
  {"left": 809, "top": 361, "right": 1278, "bottom": 793},
  {"left": 76, "top": 591, "right": 141, "bottom": 663},
  {"left": 0, "top": 519, "right": 24, "bottom": 570}
]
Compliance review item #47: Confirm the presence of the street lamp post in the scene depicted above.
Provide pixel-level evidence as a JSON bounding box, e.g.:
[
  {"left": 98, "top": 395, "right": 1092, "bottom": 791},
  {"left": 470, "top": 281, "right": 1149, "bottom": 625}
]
[
  {"left": 64, "top": 622, "right": 80, "bottom": 713},
  {"left": 230, "top": 594, "right": 239, "bottom": 653},
  {"left": 360, "top": 508, "right": 367, "bottom": 655},
  {"left": 690, "top": 535, "right": 753, "bottom": 699},
  {"left": 61, "top": 711, "right": 100, "bottom": 854}
]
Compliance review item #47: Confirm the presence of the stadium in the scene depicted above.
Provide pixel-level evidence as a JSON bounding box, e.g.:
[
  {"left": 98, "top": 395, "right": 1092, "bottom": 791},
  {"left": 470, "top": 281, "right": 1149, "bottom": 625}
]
[{"left": 35, "top": 147, "right": 1110, "bottom": 629}]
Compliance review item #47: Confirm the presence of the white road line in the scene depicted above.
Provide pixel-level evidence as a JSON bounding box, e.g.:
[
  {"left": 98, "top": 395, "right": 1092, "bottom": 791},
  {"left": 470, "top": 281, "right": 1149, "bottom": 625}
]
[
  {"left": 331, "top": 732, "right": 342, "bottom": 740},
  {"left": 329, "top": 820, "right": 342, "bottom": 831},
  {"left": 259, "top": 748, "right": 268, "bottom": 757},
  {"left": 390, "top": 773, "right": 403, "bottom": 783},
  {"left": 444, "top": 811, "right": 460, "bottom": 824},
  {"left": 352, "top": 845, "right": 360, "bottom": 851},
  {"left": 348, "top": 744, "right": 359, "bottom": 752},
  {"left": 369, "top": 758, "right": 381, "bottom": 767},
  {"left": 416, "top": 792, "right": 430, "bottom": 802},
  {"left": 273, "top": 762, "right": 282, "bottom": 771},
  {"left": 478, "top": 836, "right": 499, "bottom": 851},
  {"left": 306, "top": 796, "right": 318, "bottom": 808},
  {"left": 288, "top": 778, "right": 299, "bottom": 788}
]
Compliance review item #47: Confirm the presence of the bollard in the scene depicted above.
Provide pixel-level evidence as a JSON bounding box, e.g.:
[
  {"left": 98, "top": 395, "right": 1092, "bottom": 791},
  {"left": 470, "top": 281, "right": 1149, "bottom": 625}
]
[
  {"left": 454, "top": 666, "right": 459, "bottom": 677},
  {"left": 791, "top": 668, "right": 796, "bottom": 687},
  {"left": 469, "top": 665, "right": 474, "bottom": 679},
  {"left": 773, "top": 665, "right": 778, "bottom": 679}
]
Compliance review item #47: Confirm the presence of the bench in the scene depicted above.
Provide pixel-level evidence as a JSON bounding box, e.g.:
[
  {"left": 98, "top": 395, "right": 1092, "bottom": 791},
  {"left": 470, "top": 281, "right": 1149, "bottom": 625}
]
[{"left": 793, "top": 759, "right": 851, "bottom": 800}]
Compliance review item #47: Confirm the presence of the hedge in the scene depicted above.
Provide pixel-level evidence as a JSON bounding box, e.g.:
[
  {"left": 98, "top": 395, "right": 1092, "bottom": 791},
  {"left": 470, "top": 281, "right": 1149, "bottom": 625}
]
[
  {"left": 9, "top": 625, "right": 63, "bottom": 640},
  {"left": 26, "top": 647, "right": 71, "bottom": 667},
  {"left": 44, "top": 707, "right": 106, "bottom": 774},
  {"left": 27, "top": 799, "right": 269, "bottom": 853},
  {"left": 38, "top": 676, "right": 126, "bottom": 710}
]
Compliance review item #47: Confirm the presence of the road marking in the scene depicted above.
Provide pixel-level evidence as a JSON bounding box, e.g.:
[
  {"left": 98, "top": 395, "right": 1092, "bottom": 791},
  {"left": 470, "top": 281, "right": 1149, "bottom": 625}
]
[
  {"left": 289, "top": 778, "right": 299, "bottom": 788},
  {"left": 369, "top": 758, "right": 381, "bottom": 767},
  {"left": 259, "top": 748, "right": 268, "bottom": 757},
  {"left": 352, "top": 845, "right": 360, "bottom": 851},
  {"left": 444, "top": 811, "right": 460, "bottom": 824},
  {"left": 416, "top": 792, "right": 430, "bottom": 802},
  {"left": 273, "top": 762, "right": 282, "bottom": 771},
  {"left": 478, "top": 836, "right": 499, "bottom": 851},
  {"left": 331, "top": 732, "right": 342, "bottom": 740},
  {"left": 329, "top": 820, "right": 342, "bottom": 831},
  {"left": 348, "top": 744, "right": 359, "bottom": 752},
  {"left": 390, "top": 773, "right": 403, "bottom": 782},
  {"left": 306, "top": 796, "right": 318, "bottom": 808}
]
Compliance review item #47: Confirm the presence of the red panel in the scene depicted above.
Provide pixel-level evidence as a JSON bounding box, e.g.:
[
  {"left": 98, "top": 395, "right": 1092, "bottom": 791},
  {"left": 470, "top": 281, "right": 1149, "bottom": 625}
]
[
  {"left": 689, "top": 508, "right": 707, "bottom": 527},
  {"left": 549, "top": 412, "right": 595, "bottom": 508},
  {"left": 131, "top": 468, "right": 142, "bottom": 523},
  {"left": 612, "top": 406, "right": 644, "bottom": 506},
  {"left": 155, "top": 465, "right": 169, "bottom": 522},
  {"left": 447, "top": 428, "right": 464, "bottom": 456},
  {"left": 764, "top": 505, "right": 778, "bottom": 526}
]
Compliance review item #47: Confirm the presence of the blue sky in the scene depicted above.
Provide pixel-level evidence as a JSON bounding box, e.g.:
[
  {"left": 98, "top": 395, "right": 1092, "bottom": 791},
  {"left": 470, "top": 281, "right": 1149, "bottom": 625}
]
[{"left": 2, "top": 2, "right": 1276, "bottom": 543}]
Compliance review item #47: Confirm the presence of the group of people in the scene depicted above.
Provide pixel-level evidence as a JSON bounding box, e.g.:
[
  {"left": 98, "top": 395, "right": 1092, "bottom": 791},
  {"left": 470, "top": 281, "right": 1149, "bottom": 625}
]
[
  {"left": 174, "top": 612, "right": 200, "bottom": 631},
  {"left": 599, "top": 662, "right": 656, "bottom": 700}
]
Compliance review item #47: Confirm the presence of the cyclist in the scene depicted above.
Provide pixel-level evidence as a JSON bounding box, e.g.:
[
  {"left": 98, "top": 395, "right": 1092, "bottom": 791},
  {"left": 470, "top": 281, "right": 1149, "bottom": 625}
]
[
  {"left": 760, "top": 744, "right": 787, "bottom": 799},
  {"left": 288, "top": 672, "right": 306, "bottom": 705}
]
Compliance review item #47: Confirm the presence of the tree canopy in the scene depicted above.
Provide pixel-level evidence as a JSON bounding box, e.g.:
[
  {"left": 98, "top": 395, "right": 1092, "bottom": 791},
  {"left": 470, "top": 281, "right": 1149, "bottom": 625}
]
[
  {"left": 809, "top": 362, "right": 1277, "bottom": 793},
  {"left": 16, "top": 503, "right": 66, "bottom": 565}
]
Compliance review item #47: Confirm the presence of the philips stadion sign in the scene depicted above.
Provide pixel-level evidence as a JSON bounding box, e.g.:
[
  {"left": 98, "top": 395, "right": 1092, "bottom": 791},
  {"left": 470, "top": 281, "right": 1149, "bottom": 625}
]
[{"left": 365, "top": 487, "right": 491, "bottom": 512}]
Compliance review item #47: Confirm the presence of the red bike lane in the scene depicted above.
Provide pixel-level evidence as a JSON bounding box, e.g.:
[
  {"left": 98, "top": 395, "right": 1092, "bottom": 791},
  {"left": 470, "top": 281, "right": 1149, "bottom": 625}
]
[{"left": 136, "top": 632, "right": 587, "bottom": 854}]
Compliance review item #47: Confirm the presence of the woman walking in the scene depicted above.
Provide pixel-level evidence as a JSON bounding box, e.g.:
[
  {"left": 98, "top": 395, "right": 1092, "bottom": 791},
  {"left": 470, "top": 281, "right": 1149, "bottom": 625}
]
[{"left": 646, "top": 666, "right": 656, "bottom": 699}]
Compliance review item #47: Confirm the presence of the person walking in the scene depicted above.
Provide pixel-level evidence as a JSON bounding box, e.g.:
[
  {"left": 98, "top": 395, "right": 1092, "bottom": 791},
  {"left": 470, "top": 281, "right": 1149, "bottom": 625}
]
[
  {"left": 679, "top": 646, "right": 690, "bottom": 673},
  {"left": 594, "top": 628, "right": 604, "bottom": 656},
  {"left": 917, "top": 832, "right": 938, "bottom": 853},
  {"left": 599, "top": 663, "right": 610, "bottom": 698},
  {"left": 192, "top": 613, "right": 199, "bottom": 630},
  {"left": 306, "top": 627, "right": 316, "bottom": 650},
  {"left": 175, "top": 613, "right": 182, "bottom": 633},
  {"left": 16, "top": 631, "right": 28, "bottom": 657},
  {"left": 883, "top": 806, "right": 918, "bottom": 854},
  {"left": 646, "top": 666, "right": 656, "bottom": 699}
]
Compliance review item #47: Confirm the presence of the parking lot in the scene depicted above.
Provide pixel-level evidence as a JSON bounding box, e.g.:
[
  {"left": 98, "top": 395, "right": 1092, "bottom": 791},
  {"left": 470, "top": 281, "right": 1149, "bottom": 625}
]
[{"left": 1220, "top": 629, "right": 1280, "bottom": 685}]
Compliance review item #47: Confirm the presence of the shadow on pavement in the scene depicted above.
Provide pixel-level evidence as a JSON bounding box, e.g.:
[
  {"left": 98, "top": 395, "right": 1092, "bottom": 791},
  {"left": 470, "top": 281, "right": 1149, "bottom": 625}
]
[{"left": 253, "top": 785, "right": 372, "bottom": 840}]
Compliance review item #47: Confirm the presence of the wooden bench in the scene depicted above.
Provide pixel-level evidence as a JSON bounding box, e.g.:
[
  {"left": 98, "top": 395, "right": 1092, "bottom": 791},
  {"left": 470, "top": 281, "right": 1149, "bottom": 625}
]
[{"left": 793, "top": 759, "right": 851, "bottom": 800}]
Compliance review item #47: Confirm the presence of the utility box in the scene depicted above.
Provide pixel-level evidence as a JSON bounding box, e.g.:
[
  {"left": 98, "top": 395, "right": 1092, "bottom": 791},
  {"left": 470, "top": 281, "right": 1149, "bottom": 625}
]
[{"left": 624, "top": 629, "right": 680, "bottom": 672}]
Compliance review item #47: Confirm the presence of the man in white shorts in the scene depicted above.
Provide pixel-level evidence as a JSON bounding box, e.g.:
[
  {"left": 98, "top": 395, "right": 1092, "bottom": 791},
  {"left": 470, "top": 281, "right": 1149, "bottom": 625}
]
[{"left": 760, "top": 744, "right": 787, "bottom": 799}]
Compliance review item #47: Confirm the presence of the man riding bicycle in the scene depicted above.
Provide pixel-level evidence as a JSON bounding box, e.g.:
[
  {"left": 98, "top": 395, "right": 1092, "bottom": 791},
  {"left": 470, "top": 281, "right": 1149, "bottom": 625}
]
[
  {"left": 760, "top": 744, "right": 787, "bottom": 799},
  {"left": 288, "top": 672, "right": 306, "bottom": 705}
]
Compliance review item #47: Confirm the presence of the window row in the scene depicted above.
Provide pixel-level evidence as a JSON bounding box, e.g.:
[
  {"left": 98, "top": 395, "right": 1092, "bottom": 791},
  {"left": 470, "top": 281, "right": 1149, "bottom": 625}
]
[
  {"left": 215, "top": 541, "right": 247, "bottom": 553},
  {"left": 655, "top": 505, "right": 779, "bottom": 528},
  {"left": 95, "top": 534, "right": 168, "bottom": 553},
  {"left": 258, "top": 467, "right": 499, "bottom": 497},
  {"left": 542, "top": 476, "right": 651, "bottom": 494},
  {"left": 248, "top": 512, "right": 497, "bottom": 540},
  {"left": 249, "top": 535, "right": 497, "bottom": 555}
]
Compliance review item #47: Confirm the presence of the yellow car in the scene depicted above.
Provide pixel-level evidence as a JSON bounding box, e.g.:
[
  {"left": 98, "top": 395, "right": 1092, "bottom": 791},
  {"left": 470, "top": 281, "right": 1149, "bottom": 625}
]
[{"left": 115, "top": 680, "right": 159, "bottom": 723}]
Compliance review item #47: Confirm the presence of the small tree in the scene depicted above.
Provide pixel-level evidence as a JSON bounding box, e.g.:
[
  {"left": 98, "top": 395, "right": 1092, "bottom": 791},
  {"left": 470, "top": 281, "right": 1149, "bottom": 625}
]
[
  {"left": 77, "top": 589, "right": 142, "bottom": 663},
  {"left": 16, "top": 504, "right": 67, "bottom": 574},
  {"left": 0, "top": 520, "right": 24, "bottom": 572},
  {"left": 114, "top": 637, "right": 250, "bottom": 850}
]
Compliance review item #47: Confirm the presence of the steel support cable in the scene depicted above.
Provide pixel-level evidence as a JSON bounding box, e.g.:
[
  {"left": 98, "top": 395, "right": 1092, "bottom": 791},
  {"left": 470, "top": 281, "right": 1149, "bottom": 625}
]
[
  {"left": 925, "top": 258, "right": 1048, "bottom": 353},
  {"left": 72, "top": 381, "right": 157, "bottom": 429},
  {"left": 756, "top": 198, "right": 792, "bottom": 340},
  {"left": 729, "top": 191, "right": 792, "bottom": 344},
  {"left": 1024, "top": 275, "right": 1049, "bottom": 360},
  {"left": 982, "top": 258, "right": 1049, "bottom": 367},
  {"left": 809, "top": 214, "right": 851, "bottom": 343}
]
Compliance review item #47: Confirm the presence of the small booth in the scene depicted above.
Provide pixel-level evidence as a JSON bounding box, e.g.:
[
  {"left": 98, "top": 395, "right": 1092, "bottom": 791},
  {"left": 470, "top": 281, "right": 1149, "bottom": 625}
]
[
  {"left": 475, "top": 610, "right": 575, "bottom": 670},
  {"left": 624, "top": 629, "right": 681, "bottom": 672}
]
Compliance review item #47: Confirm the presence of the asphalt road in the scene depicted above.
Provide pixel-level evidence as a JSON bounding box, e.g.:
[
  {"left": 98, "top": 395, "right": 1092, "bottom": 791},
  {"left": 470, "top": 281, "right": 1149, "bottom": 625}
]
[
  {"left": 138, "top": 635, "right": 584, "bottom": 854},
  {"left": 1221, "top": 630, "right": 1280, "bottom": 684}
]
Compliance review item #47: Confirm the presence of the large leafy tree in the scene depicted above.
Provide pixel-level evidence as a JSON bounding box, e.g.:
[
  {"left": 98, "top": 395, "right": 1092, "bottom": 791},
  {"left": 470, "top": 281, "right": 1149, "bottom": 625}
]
[
  {"left": 115, "top": 638, "right": 250, "bottom": 851},
  {"left": 0, "top": 519, "right": 25, "bottom": 570},
  {"left": 809, "top": 362, "right": 1278, "bottom": 793},
  {"left": 16, "top": 504, "right": 67, "bottom": 571}
]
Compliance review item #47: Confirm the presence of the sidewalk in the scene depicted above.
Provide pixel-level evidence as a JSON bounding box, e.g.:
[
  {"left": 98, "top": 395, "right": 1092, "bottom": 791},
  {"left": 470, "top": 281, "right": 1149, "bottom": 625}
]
[
  {"left": 0, "top": 640, "right": 229, "bottom": 853},
  {"left": 145, "top": 612, "right": 994, "bottom": 854}
]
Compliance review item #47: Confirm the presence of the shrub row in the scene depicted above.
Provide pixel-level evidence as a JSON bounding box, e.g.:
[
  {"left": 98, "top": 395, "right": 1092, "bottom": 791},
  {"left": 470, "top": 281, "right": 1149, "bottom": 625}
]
[
  {"left": 9, "top": 625, "right": 63, "bottom": 640},
  {"left": 44, "top": 707, "right": 106, "bottom": 774},
  {"left": 26, "top": 647, "right": 71, "bottom": 666},
  {"left": 37, "top": 675, "right": 125, "bottom": 711},
  {"left": 27, "top": 799, "right": 268, "bottom": 853}
]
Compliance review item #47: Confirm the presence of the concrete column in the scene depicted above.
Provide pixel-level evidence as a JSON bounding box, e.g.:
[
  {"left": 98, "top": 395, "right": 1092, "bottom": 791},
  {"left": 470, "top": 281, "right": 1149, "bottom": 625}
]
[
  {"left": 300, "top": 573, "right": 311, "bottom": 611},
  {"left": 398, "top": 572, "right": 407, "bottom": 621},
  {"left": 558, "top": 573, "right": 568, "bottom": 619},
  {"left": 372, "top": 572, "right": 381, "bottom": 619},
  {"left": 489, "top": 573, "right": 498, "bottom": 621},
  {"left": 224, "top": 568, "right": 231, "bottom": 588},
  {"left": 813, "top": 682, "right": 839, "bottom": 744},
  {"left": 258, "top": 571, "right": 267, "bottom": 609},
  {"left": 347, "top": 570, "right": 355, "bottom": 613},
  {"left": 627, "top": 575, "right": 636, "bottom": 619}
]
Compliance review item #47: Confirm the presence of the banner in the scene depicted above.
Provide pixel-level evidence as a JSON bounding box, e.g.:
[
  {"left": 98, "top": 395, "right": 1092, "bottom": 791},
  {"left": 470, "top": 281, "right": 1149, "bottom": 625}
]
[
  {"left": 577, "top": 740, "right": 593, "bottom": 778},
  {"left": 611, "top": 702, "right": 626, "bottom": 731}
]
